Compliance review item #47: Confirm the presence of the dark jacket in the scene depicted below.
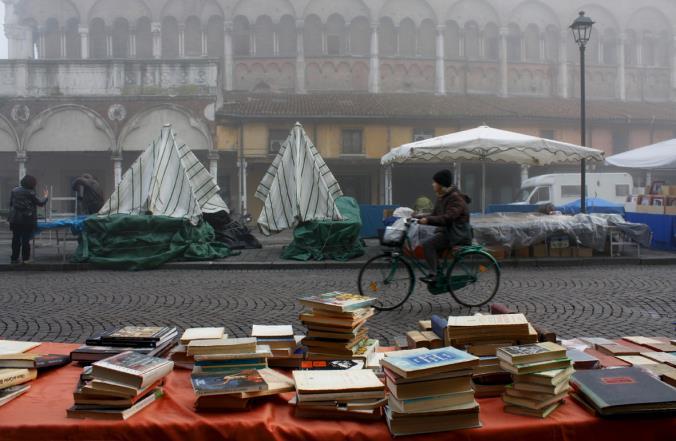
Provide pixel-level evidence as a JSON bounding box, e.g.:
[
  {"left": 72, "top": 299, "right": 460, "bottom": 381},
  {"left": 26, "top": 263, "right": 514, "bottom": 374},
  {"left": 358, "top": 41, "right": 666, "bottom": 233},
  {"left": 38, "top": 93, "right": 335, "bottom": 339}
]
[
  {"left": 72, "top": 175, "right": 104, "bottom": 214},
  {"left": 8, "top": 186, "right": 47, "bottom": 230},
  {"left": 425, "top": 186, "right": 471, "bottom": 227}
]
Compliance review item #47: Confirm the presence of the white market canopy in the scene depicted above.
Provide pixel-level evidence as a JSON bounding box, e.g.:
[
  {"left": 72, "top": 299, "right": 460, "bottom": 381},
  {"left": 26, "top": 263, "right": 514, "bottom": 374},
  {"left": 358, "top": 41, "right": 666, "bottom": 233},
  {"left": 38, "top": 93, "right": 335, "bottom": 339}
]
[
  {"left": 99, "top": 125, "right": 228, "bottom": 224},
  {"left": 255, "top": 122, "right": 344, "bottom": 236},
  {"left": 381, "top": 125, "right": 605, "bottom": 166},
  {"left": 605, "top": 138, "right": 676, "bottom": 170}
]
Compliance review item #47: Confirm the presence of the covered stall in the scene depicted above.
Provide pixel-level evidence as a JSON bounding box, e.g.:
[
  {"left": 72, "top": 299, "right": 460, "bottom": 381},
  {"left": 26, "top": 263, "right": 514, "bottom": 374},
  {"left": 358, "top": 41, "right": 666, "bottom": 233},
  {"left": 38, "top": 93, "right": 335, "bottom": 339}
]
[
  {"left": 606, "top": 138, "right": 676, "bottom": 170},
  {"left": 381, "top": 126, "right": 605, "bottom": 213}
]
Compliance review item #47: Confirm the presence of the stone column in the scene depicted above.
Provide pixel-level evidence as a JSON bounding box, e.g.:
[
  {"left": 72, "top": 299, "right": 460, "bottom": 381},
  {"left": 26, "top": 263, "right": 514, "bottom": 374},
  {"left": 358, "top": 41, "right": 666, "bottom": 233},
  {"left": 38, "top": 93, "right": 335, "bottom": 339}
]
[
  {"left": 499, "top": 27, "right": 508, "bottom": 97},
  {"left": 558, "top": 30, "right": 569, "bottom": 98},
  {"left": 112, "top": 155, "right": 123, "bottom": 185},
  {"left": 178, "top": 25, "right": 185, "bottom": 57},
  {"left": 17, "top": 152, "right": 27, "bottom": 181},
  {"left": 79, "top": 26, "right": 89, "bottom": 59},
  {"left": 618, "top": 33, "right": 626, "bottom": 101},
  {"left": 224, "top": 21, "right": 234, "bottom": 91},
  {"left": 152, "top": 22, "right": 161, "bottom": 58},
  {"left": 60, "top": 29, "right": 67, "bottom": 58},
  {"left": 129, "top": 31, "right": 136, "bottom": 58},
  {"left": 37, "top": 27, "right": 45, "bottom": 58},
  {"left": 369, "top": 21, "right": 380, "bottom": 93},
  {"left": 106, "top": 32, "right": 113, "bottom": 58},
  {"left": 295, "top": 19, "right": 306, "bottom": 94},
  {"left": 208, "top": 152, "right": 219, "bottom": 179},
  {"left": 435, "top": 25, "right": 445, "bottom": 95}
]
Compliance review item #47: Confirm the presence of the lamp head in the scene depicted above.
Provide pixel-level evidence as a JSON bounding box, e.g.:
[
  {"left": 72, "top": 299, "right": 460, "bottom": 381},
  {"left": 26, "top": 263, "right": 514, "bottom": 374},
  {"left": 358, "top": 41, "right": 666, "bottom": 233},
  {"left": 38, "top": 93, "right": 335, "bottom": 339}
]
[{"left": 570, "top": 11, "right": 594, "bottom": 47}]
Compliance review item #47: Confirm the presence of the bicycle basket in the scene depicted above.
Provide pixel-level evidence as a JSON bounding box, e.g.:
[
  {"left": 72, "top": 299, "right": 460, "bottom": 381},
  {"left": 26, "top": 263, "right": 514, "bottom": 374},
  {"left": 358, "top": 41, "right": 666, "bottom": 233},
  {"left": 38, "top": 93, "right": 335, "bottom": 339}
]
[{"left": 381, "top": 226, "right": 406, "bottom": 246}]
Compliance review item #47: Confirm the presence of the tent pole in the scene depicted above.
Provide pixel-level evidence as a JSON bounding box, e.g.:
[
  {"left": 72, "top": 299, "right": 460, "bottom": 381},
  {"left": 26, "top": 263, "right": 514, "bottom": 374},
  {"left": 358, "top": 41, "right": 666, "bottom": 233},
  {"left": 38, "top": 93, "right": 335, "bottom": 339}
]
[
  {"left": 384, "top": 165, "right": 393, "bottom": 205},
  {"left": 481, "top": 161, "right": 486, "bottom": 214}
]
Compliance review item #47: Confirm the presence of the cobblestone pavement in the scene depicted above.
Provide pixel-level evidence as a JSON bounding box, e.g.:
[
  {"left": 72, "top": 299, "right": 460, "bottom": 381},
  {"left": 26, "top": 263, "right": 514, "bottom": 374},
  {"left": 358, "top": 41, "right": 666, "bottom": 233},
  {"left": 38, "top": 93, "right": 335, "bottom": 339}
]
[{"left": 1, "top": 265, "right": 674, "bottom": 345}]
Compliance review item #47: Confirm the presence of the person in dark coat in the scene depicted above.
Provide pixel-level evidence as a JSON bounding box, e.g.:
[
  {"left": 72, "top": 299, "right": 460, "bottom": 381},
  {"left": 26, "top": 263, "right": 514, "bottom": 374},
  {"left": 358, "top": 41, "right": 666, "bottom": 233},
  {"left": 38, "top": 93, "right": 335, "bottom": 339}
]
[
  {"left": 8, "top": 175, "right": 48, "bottom": 263},
  {"left": 72, "top": 174, "right": 104, "bottom": 215},
  {"left": 418, "top": 169, "right": 472, "bottom": 283}
]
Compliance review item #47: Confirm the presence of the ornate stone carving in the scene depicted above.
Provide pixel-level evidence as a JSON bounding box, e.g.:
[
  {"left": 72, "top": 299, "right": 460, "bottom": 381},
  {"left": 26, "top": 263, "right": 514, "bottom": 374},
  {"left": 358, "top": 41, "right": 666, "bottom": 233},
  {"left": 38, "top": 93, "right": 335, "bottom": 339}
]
[
  {"left": 107, "top": 104, "right": 127, "bottom": 122},
  {"left": 11, "top": 104, "right": 30, "bottom": 122}
]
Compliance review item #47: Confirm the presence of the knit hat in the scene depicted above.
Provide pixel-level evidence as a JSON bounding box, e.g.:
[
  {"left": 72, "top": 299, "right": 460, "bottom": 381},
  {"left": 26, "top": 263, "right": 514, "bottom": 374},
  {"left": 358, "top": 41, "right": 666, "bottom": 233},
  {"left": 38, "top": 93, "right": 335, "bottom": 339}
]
[{"left": 433, "top": 170, "right": 453, "bottom": 188}]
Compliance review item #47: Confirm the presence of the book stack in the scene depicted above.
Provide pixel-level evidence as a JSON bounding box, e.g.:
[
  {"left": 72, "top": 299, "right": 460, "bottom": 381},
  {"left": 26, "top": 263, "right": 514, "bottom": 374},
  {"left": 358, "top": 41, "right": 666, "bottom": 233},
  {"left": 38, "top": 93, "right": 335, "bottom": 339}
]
[
  {"left": 299, "top": 291, "right": 379, "bottom": 360},
  {"left": 381, "top": 347, "right": 481, "bottom": 436},
  {"left": 169, "top": 327, "right": 227, "bottom": 370},
  {"left": 67, "top": 351, "right": 174, "bottom": 420},
  {"left": 498, "top": 342, "right": 573, "bottom": 418},
  {"left": 71, "top": 326, "right": 178, "bottom": 364},
  {"left": 292, "top": 369, "right": 386, "bottom": 420},
  {"left": 251, "top": 325, "right": 305, "bottom": 369},
  {"left": 188, "top": 337, "right": 276, "bottom": 411},
  {"left": 0, "top": 340, "right": 52, "bottom": 407}
]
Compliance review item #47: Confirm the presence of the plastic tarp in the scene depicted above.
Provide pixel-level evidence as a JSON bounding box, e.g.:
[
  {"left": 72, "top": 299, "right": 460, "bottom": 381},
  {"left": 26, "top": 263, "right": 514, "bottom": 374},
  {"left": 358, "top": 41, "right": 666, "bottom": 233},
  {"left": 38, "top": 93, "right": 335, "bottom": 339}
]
[
  {"left": 203, "top": 211, "right": 262, "bottom": 250},
  {"left": 281, "top": 197, "right": 365, "bottom": 261},
  {"left": 37, "top": 215, "right": 88, "bottom": 234},
  {"left": 471, "top": 213, "right": 651, "bottom": 251},
  {"left": 605, "top": 138, "right": 676, "bottom": 169},
  {"left": 559, "top": 198, "right": 625, "bottom": 215},
  {"left": 73, "top": 215, "right": 235, "bottom": 270}
]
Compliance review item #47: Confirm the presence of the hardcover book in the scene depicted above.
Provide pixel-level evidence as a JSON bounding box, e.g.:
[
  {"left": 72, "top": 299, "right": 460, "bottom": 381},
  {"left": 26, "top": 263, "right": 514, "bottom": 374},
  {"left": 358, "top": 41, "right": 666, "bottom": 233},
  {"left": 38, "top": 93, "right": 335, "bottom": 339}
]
[
  {"left": 497, "top": 342, "right": 566, "bottom": 365},
  {"left": 191, "top": 369, "right": 268, "bottom": 396},
  {"left": 0, "top": 340, "right": 41, "bottom": 355},
  {"left": 103, "top": 326, "right": 170, "bottom": 341},
  {"left": 252, "top": 325, "right": 294, "bottom": 338},
  {"left": 499, "top": 358, "right": 571, "bottom": 375},
  {"left": 0, "top": 384, "right": 30, "bottom": 407},
  {"left": 0, "top": 368, "right": 37, "bottom": 390},
  {"left": 293, "top": 369, "right": 383, "bottom": 394},
  {"left": 0, "top": 354, "right": 70, "bottom": 370},
  {"left": 381, "top": 347, "right": 479, "bottom": 379},
  {"left": 180, "top": 328, "right": 225, "bottom": 345},
  {"left": 566, "top": 349, "right": 600, "bottom": 369},
  {"left": 92, "top": 351, "right": 174, "bottom": 389},
  {"left": 187, "top": 337, "right": 257, "bottom": 355},
  {"left": 298, "top": 291, "right": 376, "bottom": 312}
]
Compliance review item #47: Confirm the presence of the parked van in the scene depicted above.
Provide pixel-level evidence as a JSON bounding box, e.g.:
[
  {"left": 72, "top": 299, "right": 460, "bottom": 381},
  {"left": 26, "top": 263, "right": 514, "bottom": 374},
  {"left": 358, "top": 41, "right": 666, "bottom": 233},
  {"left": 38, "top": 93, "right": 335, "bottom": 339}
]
[{"left": 513, "top": 173, "right": 633, "bottom": 206}]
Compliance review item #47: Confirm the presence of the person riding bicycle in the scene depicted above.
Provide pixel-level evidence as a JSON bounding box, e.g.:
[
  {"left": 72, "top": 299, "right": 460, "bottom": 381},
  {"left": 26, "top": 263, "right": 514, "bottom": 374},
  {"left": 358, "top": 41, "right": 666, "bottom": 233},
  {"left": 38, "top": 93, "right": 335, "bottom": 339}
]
[{"left": 417, "top": 170, "right": 472, "bottom": 283}]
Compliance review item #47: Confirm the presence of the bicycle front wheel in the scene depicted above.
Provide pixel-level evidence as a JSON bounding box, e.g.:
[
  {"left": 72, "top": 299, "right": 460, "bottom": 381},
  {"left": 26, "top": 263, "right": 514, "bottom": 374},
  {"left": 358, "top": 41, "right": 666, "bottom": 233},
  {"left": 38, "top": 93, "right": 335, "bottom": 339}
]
[
  {"left": 357, "top": 254, "right": 415, "bottom": 311},
  {"left": 447, "top": 251, "right": 500, "bottom": 308}
]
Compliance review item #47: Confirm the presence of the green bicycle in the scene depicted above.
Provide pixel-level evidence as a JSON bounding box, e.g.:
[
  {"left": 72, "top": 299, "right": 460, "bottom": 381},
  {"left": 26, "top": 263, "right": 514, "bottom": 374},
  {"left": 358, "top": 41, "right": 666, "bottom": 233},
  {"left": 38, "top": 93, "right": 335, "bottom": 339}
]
[{"left": 357, "top": 219, "right": 501, "bottom": 311}]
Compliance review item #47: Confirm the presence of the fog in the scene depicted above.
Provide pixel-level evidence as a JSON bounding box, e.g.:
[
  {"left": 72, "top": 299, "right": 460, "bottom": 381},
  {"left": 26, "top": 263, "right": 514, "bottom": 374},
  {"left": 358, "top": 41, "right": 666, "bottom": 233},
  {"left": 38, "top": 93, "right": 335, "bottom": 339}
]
[{"left": 0, "top": 4, "right": 6, "bottom": 59}]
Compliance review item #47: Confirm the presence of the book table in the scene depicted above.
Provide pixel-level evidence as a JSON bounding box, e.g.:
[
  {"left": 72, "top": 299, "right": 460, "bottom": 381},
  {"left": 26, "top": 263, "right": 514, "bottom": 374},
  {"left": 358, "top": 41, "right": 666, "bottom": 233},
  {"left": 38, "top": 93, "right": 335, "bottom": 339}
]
[{"left": 0, "top": 343, "right": 673, "bottom": 441}]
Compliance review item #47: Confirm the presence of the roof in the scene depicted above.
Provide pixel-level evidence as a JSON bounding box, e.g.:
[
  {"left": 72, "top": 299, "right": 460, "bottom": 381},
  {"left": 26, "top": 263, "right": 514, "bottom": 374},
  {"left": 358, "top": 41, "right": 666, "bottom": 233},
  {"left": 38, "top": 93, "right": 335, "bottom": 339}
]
[{"left": 217, "top": 92, "right": 676, "bottom": 124}]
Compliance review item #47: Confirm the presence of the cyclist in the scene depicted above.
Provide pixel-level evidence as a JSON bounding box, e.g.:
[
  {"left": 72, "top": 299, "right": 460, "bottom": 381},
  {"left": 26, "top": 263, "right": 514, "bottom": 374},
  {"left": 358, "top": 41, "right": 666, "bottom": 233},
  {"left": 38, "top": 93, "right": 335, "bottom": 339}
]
[{"left": 417, "top": 169, "right": 472, "bottom": 283}]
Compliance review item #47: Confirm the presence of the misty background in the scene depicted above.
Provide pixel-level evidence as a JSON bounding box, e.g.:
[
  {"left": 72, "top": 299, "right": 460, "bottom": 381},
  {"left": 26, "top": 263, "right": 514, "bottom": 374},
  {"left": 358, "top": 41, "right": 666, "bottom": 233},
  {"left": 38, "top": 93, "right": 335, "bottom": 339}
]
[{"left": 0, "top": 4, "right": 6, "bottom": 59}]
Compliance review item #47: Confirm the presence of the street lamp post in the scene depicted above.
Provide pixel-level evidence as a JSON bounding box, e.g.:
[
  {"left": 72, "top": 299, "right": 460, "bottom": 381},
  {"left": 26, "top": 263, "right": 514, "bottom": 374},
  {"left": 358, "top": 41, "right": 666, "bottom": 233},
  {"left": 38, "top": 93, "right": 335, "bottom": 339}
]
[{"left": 570, "top": 11, "right": 594, "bottom": 214}]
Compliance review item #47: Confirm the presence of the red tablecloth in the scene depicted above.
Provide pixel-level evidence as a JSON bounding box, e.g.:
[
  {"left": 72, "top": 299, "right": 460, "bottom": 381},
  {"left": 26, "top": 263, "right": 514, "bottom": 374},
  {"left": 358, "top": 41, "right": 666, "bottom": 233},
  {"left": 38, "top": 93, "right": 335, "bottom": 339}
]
[{"left": 0, "top": 343, "right": 674, "bottom": 441}]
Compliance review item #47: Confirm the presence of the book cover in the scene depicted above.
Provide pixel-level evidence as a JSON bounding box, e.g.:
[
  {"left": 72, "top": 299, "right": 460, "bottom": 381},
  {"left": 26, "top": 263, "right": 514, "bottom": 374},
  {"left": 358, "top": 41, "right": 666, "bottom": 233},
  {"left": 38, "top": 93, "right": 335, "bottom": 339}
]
[
  {"left": 93, "top": 351, "right": 172, "bottom": 376},
  {"left": 0, "top": 384, "right": 30, "bottom": 407},
  {"left": 191, "top": 370, "right": 268, "bottom": 396},
  {"left": 382, "top": 347, "right": 479, "bottom": 376},
  {"left": 0, "top": 368, "right": 37, "bottom": 389},
  {"left": 446, "top": 313, "right": 529, "bottom": 328},
  {"left": 430, "top": 315, "right": 448, "bottom": 341},
  {"left": 300, "top": 360, "right": 365, "bottom": 370},
  {"left": 299, "top": 291, "right": 375, "bottom": 312},
  {"left": 0, "top": 354, "right": 70, "bottom": 370},
  {"left": 103, "top": 326, "right": 170, "bottom": 341},
  {"left": 0, "top": 340, "right": 41, "bottom": 355},
  {"left": 252, "top": 325, "right": 294, "bottom": 338},
  {"left": 566, "top": 349, "right": 600, "bottom": 369},
  {"left": 497, "top": 342, "right": 566, "bottom": 364},
  {"left": 293, "top": 370, "right": 383, "bottom": 394},
  {"left": 180, "top": 328, "right": 225, "bottom": 344}
]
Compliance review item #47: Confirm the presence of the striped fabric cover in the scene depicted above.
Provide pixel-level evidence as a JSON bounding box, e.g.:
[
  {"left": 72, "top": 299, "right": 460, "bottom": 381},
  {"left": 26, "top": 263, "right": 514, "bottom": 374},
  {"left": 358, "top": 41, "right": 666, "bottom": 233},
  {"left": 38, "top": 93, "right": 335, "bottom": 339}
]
[
  {"left": 99, "top": 127, "right": 228, "bottom": 224},
  {"left": 255, "top": 123, "right": 343, "bottom": 236}
]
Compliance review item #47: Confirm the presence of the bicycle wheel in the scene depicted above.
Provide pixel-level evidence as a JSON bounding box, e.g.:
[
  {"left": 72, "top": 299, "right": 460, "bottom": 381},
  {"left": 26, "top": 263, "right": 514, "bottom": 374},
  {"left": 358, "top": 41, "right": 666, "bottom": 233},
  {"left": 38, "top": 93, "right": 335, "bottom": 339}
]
[
  {"left": 358, "top": 254, "right": 415, "bottom": 311},
  {"left": 447, "top": 250, "right": 500, "bottom": 308}
]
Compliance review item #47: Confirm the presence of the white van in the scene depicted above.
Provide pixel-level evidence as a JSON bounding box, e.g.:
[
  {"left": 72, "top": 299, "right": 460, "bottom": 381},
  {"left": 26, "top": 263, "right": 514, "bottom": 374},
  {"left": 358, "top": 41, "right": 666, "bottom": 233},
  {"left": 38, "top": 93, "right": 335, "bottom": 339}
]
[{"left": 513, "top": 173, "right": 633, "bottom": 206}]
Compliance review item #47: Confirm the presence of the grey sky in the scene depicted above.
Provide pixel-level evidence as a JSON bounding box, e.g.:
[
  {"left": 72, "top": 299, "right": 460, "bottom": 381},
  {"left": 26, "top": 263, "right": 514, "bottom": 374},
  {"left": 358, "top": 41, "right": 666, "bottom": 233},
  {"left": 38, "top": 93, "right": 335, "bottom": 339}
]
[{"left": 0, "top": 4, "right": 7, "bottom": 59}]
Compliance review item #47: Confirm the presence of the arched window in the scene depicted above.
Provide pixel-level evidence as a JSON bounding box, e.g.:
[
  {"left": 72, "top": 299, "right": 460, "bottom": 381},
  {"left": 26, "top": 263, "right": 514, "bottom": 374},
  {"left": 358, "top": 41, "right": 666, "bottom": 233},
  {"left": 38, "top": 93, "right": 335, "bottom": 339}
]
[
  {"left": 184, "top": 16, "right": 202, "bottom": 57},
  {"left": 278, "top": 15, "right": 296, "bottom": 56},
  {"left": 398, "top": 18, "right": 416, "bottom": 57},
  {"left": 656, "top": 30, "right": 670, "bottom": 67},
  {"left": 484, "top": 23, "right": 499, "bottom": 60},
  {"left": 464, "top": 22, "right": 480, "bottom": 59},
  {"left": 507, "top": 24, "right": 521, "bottom": 62},
  {"left": 587, "top": 28, "right": 600, "bottom": 65},
  {"left": 44, "top": 18, "right": 60, "bottom": 58},
  {"left": 602, "top": 28, "right": 618, "bottom": 65},
  {"left": 378, "top": 17, "right": 396, "bottom": 56},
  {"left": 254, "top": 16, "right": 274, "bottom": 56},
  {"left": 233, "top": 16, "right": 251, "bottom": 56},
  {"left": 65, "top": 18, "right": 80, "bottom": 58},
  {"left": 642, "top": 31, "right": 656, "bottom": 66},
  {"left": 445, "top": 21, "right": 460, "bottom": 59},
  {"left": 112, "top": 17, "right": 129, "bottom": 58},
  {"left": 418, "top": 19, "right": 435, "bottom": 57},
  {"left": 350, "top": 17, "right": 370, "bottom": 56},
  {"left": 89, "top": 18, "right": 107, "bottom": 58},
  {"left": 624, "top": 30, "right": 637, "bottom": 66},
  {"left": 206, "top": 16, "right": 224, "bottom": 58},
  {"left": 524, "top": 24, "right": 540, "bottom": 61},
  {"left": 544, "top": 25, "right": 558, "bottom": 62},
  {"left": 326, "top": 14, "right": 346, "bottom": 55},
  {"left": 136, "top": 17, "right": 153, "bottom": 58},
  {"left": 303, "top": 15, "right": 323, "bottom": 56},
  {"left": 162, "top": 16, "right": 179, "bottom": 58}
]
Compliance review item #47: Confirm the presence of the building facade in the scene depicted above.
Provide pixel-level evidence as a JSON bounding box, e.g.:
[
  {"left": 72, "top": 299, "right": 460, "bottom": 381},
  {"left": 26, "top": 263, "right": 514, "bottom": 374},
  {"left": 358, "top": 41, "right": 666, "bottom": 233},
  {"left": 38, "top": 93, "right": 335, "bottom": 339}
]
[{"left": 2, "top": 0, "right": 676, "bottom": 214}]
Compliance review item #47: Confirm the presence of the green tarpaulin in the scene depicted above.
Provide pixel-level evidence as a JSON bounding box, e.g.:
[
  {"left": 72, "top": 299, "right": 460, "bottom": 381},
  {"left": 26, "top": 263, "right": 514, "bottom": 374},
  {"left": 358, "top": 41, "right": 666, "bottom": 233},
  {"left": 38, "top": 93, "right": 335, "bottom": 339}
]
[
  {"left": 281, "top": 197, "right": 365, "bottom": 261},
  {"left": 73, "top": 215, "right": 235, "bottom": 270}
]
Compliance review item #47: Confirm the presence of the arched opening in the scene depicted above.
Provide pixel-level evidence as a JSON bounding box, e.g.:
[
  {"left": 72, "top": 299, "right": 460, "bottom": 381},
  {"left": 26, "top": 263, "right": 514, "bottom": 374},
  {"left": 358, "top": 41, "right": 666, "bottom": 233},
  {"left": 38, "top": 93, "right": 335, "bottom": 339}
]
[
  {"left": 89, "top": 18, "right": 107, "bottom": 58},
  {"left": 484, "top": 23, "right": 499, "bottom": 60},
  {"left": 277, "top": 15, "right": 296, "bottom": 56},
  {"left": 642, "top": 31, "right": 656, "bottom": 66},
  {"left": 418, "top": 19, "right": 435, "bottom": 57},
  {"left": 398, "top": 18, "right": 416, "bottom": 57},
  {"left": 112, "top": 17, "right": 129, "bottom": 58},
  {"left": 184, "top": 16, "right": 202, "bottom": 57},
  {"left": 136, "top": 17, "right": 153, "bottom": 58},
  {"left": 349, "top": 17, "right": 370, "bottom": 56},
  {"left": 161, "top": 16, "right": 179, "bottom": 58},
  {"left": 445, "top": 21, "right": 460, "bottom": 59},
  {"left": 587, "top": 28, "right": 600, "bottom": 65},
  {"left": 464, "top": 22, "right": 480, "bottom": 59},
  {"left": 507, "top": 23, "right": 521, "bottom": 62},
  {"left": 656, "top": 30, "right": 671, "bottom": 67},
  {"left": 44, "top": 18, "right": 61, "bottom": 58},
  {"left": 378, "top": 17, "right": 396, "bottom": 56},
  {"left": 233, "top": 16, "right": 251, "bottom": 56},
  {"left": 206, "top": 16, "right": 224, "bottom": 58},
  {"left": 65, "top": 18, "right": 81, "bottom": 59},
  {"left": 524, "top": 24, "right": 540, "bottom": 62},
  {"left": 625, "top": 30, "right": 637, "bottom": 66},
  {"left": 254, "top": 16, "right": 274, "bottom": 56},
  {"left": 602, "top": 28, "right": 618, "bottom": 65},
  {"left": 303, "top": 15, "right": 323, "bottom": 56},
  {"left": 544, "top": 25, "right": 558, "bottom": 62},
  {"left": 326, "top": 14, "right": 346, "bottom": 56}
]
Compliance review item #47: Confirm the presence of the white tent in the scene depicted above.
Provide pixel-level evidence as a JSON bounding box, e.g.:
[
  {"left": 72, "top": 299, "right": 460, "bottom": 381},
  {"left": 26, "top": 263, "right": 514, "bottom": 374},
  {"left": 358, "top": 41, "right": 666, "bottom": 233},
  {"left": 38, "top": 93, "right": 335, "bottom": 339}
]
[
  {"left": 99, "top": 125, "right": 228, "bottom": 224},
  {"left": 605, "top": 138, "right": 676, "bottom": 170},
  {"left": 255, "top": 123, "right": 343, "bottom": 236},
  {"left": 381, "top": 125, "right": 605, "bottom": 212}
]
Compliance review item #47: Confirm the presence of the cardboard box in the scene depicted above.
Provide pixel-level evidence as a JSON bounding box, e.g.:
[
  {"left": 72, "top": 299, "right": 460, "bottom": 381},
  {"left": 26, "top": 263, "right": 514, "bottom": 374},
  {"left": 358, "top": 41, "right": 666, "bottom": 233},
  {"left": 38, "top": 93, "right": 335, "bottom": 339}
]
[
  {"left": 532, "top": 243, "right": 548, "bottom": 257},
  {"left": 574, "top": 247, "right": 593, "bottom": 257},
  {"left": 665, "top": 206, "right": 676, "bottom": 216},
  {"left": 514, "top": 247, "right": 530, "bottom": 258},
  {"left": 636, "top": 204, "right": 665, "bottom": 215}
]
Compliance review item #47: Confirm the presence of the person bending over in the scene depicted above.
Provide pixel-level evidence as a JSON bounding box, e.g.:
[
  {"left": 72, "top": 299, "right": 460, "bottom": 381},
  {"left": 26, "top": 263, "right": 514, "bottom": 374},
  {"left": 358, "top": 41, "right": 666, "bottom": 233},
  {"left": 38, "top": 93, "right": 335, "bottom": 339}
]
[
  {"left": 8, "top": 175, "right": 48, "bottom": 264},
  {"left": 417, "top": 170, "right": 472, "bottom": 283}
]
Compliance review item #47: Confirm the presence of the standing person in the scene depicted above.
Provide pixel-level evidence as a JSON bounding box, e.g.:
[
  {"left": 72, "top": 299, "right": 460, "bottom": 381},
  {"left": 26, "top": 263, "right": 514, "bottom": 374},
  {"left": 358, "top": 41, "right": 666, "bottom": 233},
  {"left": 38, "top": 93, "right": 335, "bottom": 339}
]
[
  {"left": 417, "top": 170, "right": 472, "bottom": 283},
  {"left": 72, "top": 174, "right": 104, "bottom": 215},
  {"left": 8, "top": 175, "right": 48, "bottom": 264}
]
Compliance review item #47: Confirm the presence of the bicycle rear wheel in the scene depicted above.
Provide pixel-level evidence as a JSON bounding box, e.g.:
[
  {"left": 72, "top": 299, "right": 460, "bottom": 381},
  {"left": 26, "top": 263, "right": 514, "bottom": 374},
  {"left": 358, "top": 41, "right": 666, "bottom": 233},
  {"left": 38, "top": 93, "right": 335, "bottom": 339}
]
[
  {"left": 357, "top": 254, "right": 415, "bottom": 311},
  {"left": 447, "top": 250, "right": 500, "bottom": 308}
]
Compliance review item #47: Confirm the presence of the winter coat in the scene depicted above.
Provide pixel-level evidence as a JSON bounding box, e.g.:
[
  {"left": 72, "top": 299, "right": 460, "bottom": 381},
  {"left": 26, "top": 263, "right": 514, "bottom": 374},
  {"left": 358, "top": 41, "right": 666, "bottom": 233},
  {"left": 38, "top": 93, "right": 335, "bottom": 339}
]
[
  {"left": 425, "top": 186, "right": 471, "bottom": 227},
  {"left": 8, "top": 186, "right": 47, "bottom": 230}
]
